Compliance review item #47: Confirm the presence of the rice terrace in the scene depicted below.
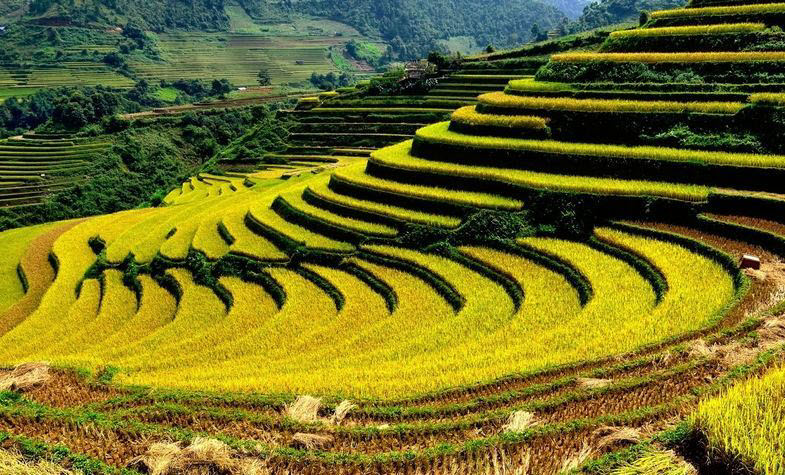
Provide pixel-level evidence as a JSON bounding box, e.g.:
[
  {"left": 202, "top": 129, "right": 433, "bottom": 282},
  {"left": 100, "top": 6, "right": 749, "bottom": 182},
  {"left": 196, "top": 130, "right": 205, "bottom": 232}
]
[{"left": 3, "top": 0, "right": 785, "bottom": 473}]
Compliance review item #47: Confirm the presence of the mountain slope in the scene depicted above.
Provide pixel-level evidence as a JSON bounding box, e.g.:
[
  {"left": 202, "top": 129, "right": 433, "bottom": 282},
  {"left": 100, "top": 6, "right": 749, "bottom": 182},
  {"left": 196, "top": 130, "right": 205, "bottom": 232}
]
[
  {"left": 241, "top": 0, "right": 569, "bottom": 58},
  {"left": 20, "top": 0, "right": 230, "bottom": 31},
  {"left": 569, "top": 0, "right": 685, "bottom": 32}
]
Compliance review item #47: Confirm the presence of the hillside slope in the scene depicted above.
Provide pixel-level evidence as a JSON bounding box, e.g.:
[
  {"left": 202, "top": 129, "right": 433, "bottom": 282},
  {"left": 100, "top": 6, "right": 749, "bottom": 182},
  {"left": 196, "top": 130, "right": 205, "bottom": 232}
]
[
  {"left": 8, "top": 0, "right": 569, "bottom": 60},
  {"left": 20, "top": 0, "right": 230, "bottom": 31},
  {"left": 277, "top": 0, "right": 568, "bottom": 58}
]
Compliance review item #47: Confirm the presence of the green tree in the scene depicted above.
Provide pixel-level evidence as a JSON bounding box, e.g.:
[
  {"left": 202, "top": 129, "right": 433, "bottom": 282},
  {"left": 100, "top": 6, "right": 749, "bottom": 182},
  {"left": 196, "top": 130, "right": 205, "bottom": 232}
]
[{"left": 257, "top": 68, "right": 272, "bottom": 86}]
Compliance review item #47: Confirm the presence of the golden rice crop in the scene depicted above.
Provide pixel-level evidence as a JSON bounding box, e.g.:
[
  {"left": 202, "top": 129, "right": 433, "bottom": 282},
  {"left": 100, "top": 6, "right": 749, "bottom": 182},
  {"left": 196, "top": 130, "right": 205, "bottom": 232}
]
[
  {"left": 611, "top": 448, "right": 696, "bottom": 475},
  {"left": 190, "top": 213, "right": 233, "bottom": 259},
  {"left": 102, "top": 268, "right": 227, "bottom": 363},
  {"left": 374, "top": 140, "right": 710, "bottom": 202},
  {"left": 109, "top": 275, "right": 280, "bottom": 371},
  {"left": 552, "top": 51, "right": 785, "bottom": 62},
  {"left": 306, "top": 164, "right": 462, "bottom": 228},
  {"left": 0, "top": 220, "right": 81, "bottom": 336},
  {"left": 170, "top": 177, "right": 211, "bottom": 205},
  {"left": 594, "top": 227, "right": 733, "bottom": 335},
  {"left": 128, "top": 259, "right": 452, "bottom": 395},
  {"left": 248, "top": 203, "right": 355, "bottom": 252},
  {"left": 0, "top": 223, "right": 60, "bottom": 314},
  {"left": 108, "top": 233, "right": 729, "bottom": 397},
  {"left": 278, "top": 183, "right": 398, "bottom": 236},
  {"left": 0, "top": 209, "right": 151, "bottom": 361},
  {"left": 748, "top": 92, "right": 785, "bottom": 104},
  {"left": 0, "top": 222, "right": 738, "bottom": 397},
  {"left": 90, "top": 275, "right": 177, "bottom": 357},
  {"left": 451, "top": 105, "right": 549, "bottom": 129},
  {"left": 610, "top": 23, "right": 766, "bottom": 37},
  {"left": 163, "top": 186, "right": 182, "bottom": 204},
  {"left": 479, "top": 91, "right": 743, "bottom": 114},
  {"left": 506, "top": 78, "right": 573, "bottom": 93},
  {"left": 148, "top": 266, "right": 384, "bottom": 376},
  {"left": 221, "top": 207, "right": 288, "bottom": 261},
  {"left": 333, "top": 161, "right": 524, "bottom": 210},
  {"left": 651, "top": 2, "right": 785, "bottom": 18},
  {"left": 24, "top": 278, "right": 102, "bottom": 358},
  {"left": 40, "top": 269, "right": 137, "bottom": 360},
  {"left": 417, "top": 121, "right": 785, "bottom": 169},
  {"left": 692, "top": 365, "right": 785, "bottom": 475},
  {"left": 118, "top": 268, "right": 340, "bottom": 387},
  {"left": 122, "top": 205, "right": 202, "bottom": 264},
  {"left": 0, "top": 449, "right": 76, "bottom": 475},
  {"left": 160, "top": 194, "right": 251, "bottom": 261},
  {"left": 106, "top": 206, "right": 183, "bottom": 263}
]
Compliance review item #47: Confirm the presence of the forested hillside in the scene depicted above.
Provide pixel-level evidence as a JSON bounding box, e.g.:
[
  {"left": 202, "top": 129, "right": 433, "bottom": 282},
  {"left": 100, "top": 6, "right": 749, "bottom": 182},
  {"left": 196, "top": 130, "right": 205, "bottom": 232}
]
[
  {"left": 20, "top": 0, "right": 229, "bottom": 31},
  {"left": 7, "top": 0, "right": 571, "bottom": 60},
  {"left": 273, "top": 0, "right": 568, "bottom": 58},
  {"left": 569, "top": 0, "right": 685, "bottom": 32},
  {"left": 546, "top": 0, "right": 594, "bottom": 19}
]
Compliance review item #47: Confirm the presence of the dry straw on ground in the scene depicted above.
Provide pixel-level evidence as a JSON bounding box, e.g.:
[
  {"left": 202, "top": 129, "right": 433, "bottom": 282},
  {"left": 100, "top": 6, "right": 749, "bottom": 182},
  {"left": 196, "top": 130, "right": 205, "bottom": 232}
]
[
  {"left": 578, "top": 377, "right": 613, "bottom": 389},
  {"left": 501, "top": 411, "right": 539, "bottom": 433},
  {"left": 559, "top": 442, "right": 593, "bottom": 474},
  {"left": 594, "top": 426, "right": 642, "bottom": 450},
  {"left": 285, "top": 395, "right": 322, "bottom": 423},
  {"left": 330, "top": 400, "right": 357, "bottom": 425},
  {"left": 128, "top": 437, "right": 267, "bottom": 475},
  {"left": 291, "top": 433, "right": 334, "bottom": 450},
  {"left": 0, "top": 362, "right": 50, "bottom": 392}
]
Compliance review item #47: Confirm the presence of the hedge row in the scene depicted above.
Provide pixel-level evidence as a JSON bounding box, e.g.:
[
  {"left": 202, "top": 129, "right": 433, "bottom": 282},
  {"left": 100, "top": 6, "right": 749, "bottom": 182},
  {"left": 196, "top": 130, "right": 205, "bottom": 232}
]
[
  {"left": 537, "top": 59, "right": 785, "bottom": 84},
  {"left": 458, "top": 57, "right": 549, "bottom": 72},
  {"left": 271, "top": 196, "right": 367, "bottom": 244},
  {"left": 588, "top": 235, "right": 669, "bottom": 303},
  {"left": 601, "top": 32, "right": 785, "bottom": 53},
  {"left": 646, "top": 10, "right": 785, "bottom": 27},
  {"left": 464, "top": 31, "right": 612, "bottom": 63},
  {"left": 327, "top": 174, "right": 477, "bottom": 218},
  {"left": 358, "top": 248, "right": 466, "bottom": 312},
  {"left": 365, "top": 153, "right": 703, "bottom": 221},
  {"left": 411, "top": 124, "right": 785, "bottom": 192},
  {"left": 471, "top": 106, "right": 739, "bottom": 146},
  {"left": 504, "top": 86, "right": 751, "bottom": 102}
]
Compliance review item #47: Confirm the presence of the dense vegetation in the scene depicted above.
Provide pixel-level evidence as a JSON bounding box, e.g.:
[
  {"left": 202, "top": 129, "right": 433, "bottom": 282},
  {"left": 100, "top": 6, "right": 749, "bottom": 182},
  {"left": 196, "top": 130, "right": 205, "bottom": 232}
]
[
  {"left": 23, "top": 0, "right": 229, "bottom": 31},
  {"left": 0, "top": 104, "right": 285, "bottom": 231},
  {"left": 569, "top": 0, "right": 684, "bottom": 32},
  {"left": 241, "top": 0, "right": 568, "bottom": 59},
  {"left": 0, "top": 80, "right": 234, "bottom": 138},
  {"left": 3, "top": 0, "right": 576, "bottom": 61},
  {"left": 1, "top": 0, "right": 785, "bottom": 473}
]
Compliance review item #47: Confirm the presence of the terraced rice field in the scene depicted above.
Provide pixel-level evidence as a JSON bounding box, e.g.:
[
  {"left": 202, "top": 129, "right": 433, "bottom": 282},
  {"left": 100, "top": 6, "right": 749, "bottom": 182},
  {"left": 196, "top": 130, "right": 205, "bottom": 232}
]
[
  {"left": 3, "top": 0, "right": 785, "bottom": 472},
  {"left": 0, "top": 135, "right": 110, "bottom": 207},
  {"left": 0, "top": 62, "right": 134, "bottom": 99},
  {"left": 130, "top": 33, "right": 347, "bottom": 86}
]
